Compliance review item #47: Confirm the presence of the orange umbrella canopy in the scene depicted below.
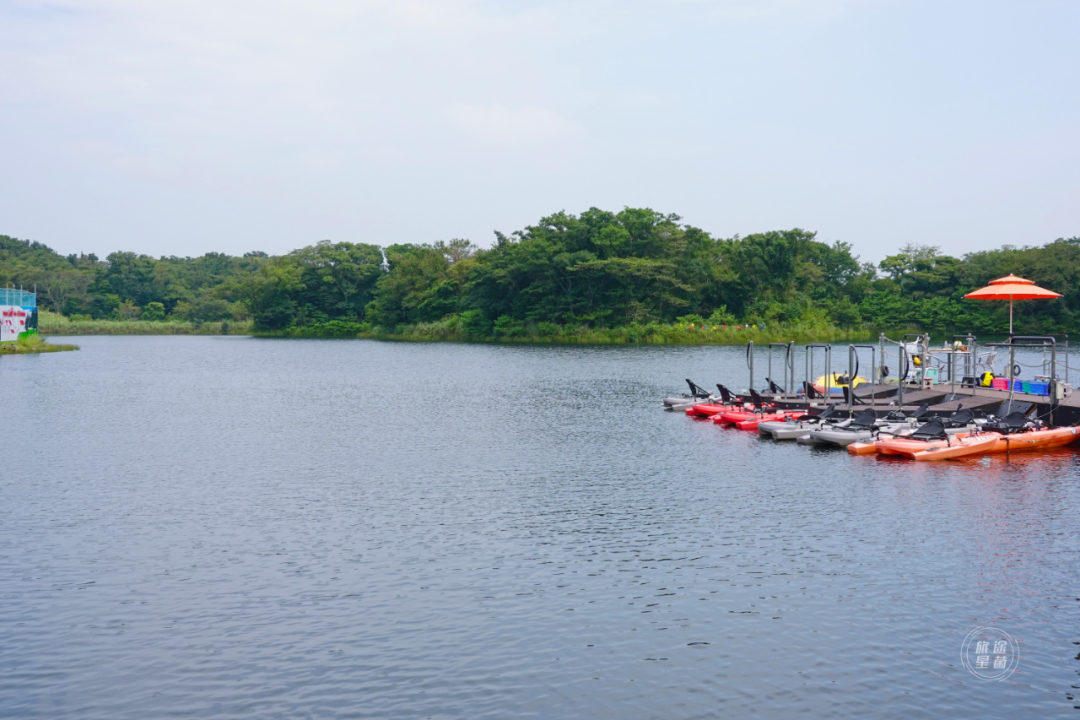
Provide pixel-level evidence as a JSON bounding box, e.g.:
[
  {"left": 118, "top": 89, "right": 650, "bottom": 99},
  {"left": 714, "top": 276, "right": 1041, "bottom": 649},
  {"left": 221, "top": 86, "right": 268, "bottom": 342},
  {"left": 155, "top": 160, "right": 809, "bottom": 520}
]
[
  {"left": 963, "top": 275, "right": 1061, "bottom": 301},
  {"left": 963, "top": 274, "right": 1062, "bottom": 334}
]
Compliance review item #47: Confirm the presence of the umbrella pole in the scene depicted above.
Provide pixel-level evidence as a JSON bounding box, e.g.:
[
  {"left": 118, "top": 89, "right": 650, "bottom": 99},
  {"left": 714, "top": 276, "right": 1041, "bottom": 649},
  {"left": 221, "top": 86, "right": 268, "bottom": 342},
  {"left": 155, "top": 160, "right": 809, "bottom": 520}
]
[{"left": 1009, "top": 298, "right": 1014, "bottom": 336}]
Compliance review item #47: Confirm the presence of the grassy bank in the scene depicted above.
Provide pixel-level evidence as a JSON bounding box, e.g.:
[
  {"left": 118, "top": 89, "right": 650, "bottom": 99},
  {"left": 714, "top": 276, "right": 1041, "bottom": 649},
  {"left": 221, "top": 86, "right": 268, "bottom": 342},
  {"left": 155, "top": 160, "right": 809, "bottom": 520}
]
[
  {"left": 36, "top": 309, "right": 889, "bottom": 345},
  {"left": 39, "top": 310, "right": 252, "bottom": 336},
  {"left": 261, "top": 317, "right": 873, "bottom": 345},
  {"left": 0, "top": 334, "right": 78, "bottom": 355}
]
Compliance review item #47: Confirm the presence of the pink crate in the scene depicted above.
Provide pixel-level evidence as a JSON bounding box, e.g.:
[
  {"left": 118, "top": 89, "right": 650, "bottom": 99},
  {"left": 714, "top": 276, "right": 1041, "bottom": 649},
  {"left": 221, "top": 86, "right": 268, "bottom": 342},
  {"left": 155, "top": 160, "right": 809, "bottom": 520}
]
[{"left": 991, "top": 378, "right": 1010, "bottom": 390}]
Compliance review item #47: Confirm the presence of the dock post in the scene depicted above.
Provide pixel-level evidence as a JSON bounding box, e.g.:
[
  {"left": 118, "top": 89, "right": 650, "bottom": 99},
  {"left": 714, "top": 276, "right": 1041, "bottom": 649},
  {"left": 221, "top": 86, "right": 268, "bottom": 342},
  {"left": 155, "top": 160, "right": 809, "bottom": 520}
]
[
  {"left": 746, "top": 341, "right": 754, "bottom": 394},
  {"left": 787, "top": 341, "right": 795, "bottom": 392},
  {"left": 898, "top": 345, "right": 907, "bottom": 409}
]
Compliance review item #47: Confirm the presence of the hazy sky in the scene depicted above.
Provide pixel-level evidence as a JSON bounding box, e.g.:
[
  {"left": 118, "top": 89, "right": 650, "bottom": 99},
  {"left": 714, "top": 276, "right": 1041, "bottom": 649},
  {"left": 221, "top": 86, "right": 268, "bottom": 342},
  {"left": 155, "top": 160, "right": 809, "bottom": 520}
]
[{"left": 2, "top": 0, "right": 1078, "bottom": 263}]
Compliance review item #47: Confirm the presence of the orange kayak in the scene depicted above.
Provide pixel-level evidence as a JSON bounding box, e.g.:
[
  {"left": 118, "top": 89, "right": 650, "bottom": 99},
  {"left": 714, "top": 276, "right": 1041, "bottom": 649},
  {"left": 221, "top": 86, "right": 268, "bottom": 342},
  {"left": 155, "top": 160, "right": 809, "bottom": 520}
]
[
  {"left": 912, "top": 433, "right": 1003, "bottom": 461},
  {"left": 870, "top": 433, "right": 972, "bottom": 458},
  {"left": 991, "top": 426, "right": 1080, "bottom": 452},
  {"left": 848, "top": 440, "right": 881, "bottom": 455}
]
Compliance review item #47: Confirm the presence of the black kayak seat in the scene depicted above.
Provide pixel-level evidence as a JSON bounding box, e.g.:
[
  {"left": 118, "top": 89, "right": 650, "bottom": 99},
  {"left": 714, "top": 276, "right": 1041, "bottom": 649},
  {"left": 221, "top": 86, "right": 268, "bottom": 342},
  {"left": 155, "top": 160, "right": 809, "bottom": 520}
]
[
  {"left": 987, "top": 411, "right": 1032, "bottom": 433},
  {"left": 911, "top": 419, "right": 948, "bottom": 440},
  {"left": 767, "top": 378, "right": 785, "bottom": 394},
  {"left": 686, "top": 379, "right": 709, "bottom": 398},
  {"left": 816, "top": 404, "right": 838, "bottom": 421},
  {"left": 850, "top": 409, "right": 878, "bottom": 429},
  {"left": 948, "top": 408, "right": 975, "bottom": 425},
  {"left": 907, "top": 403, "right": 930, "bottom": 420},
  {"left": 716, "top": 384, "right": 734, "bottom": 405},
  {"left": 842, "top": 386, "right": 859, "bottom": 406},
  {"left": 748, "top": 389, "right": 765, "bottom": 411}
]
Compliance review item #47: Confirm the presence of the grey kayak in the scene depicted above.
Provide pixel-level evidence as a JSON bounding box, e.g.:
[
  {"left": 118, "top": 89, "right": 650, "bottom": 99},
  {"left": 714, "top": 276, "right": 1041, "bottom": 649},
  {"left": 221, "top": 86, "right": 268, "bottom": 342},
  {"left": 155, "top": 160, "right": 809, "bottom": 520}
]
[
  {"left": 758, "top": 404, "right": 849, "bottom": 440},
  {"left": 758, "top": 418, "right": 822, "bottom": 440},
  {"left": 808, "top": 422, "right": 909, "bottom": 447},
  {"left": 663, "top": 379, "right": 717, "bottom": 410},
  {"left": 663, "top": 395, "right": 715, "bottom": 411}
]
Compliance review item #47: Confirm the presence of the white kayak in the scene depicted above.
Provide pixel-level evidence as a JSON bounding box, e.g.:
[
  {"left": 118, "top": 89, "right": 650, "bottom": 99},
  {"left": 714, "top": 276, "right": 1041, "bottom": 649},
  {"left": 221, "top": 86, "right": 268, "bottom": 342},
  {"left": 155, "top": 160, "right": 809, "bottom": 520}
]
[
  {"left": 663, "top": 379, "right": 716, "bottom": 411},
  {"left": 806, "top": 409, "right": 907, "bottom": 447},
  {"left": 758, "top": 406, "right": 844, "bottom": 440},
  {"left": 807, "top": 422, "right": 909, "bottom": 447}
]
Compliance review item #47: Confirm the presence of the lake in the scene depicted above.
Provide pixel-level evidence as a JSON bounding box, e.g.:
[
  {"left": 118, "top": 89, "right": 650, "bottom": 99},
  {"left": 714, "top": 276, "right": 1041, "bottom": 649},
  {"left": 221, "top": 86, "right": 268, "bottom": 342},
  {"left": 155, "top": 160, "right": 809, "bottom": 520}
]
[{"left": 3, "top": 336, "right": 1079, "bottom": 718}]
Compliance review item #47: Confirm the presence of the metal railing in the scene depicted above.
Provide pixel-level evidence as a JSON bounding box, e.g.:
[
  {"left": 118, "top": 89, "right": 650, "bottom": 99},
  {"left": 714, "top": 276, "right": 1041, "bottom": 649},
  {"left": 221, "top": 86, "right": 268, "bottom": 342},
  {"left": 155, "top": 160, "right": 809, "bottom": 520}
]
[
  {"left": 805, "top": 344, "right": 832, "bottom": 401},
  {"left": 848, "top": 345, "right": 877, "bottom": 415},
  {"left": 768, "top": 342, "right": 795, "bottom": 392}
]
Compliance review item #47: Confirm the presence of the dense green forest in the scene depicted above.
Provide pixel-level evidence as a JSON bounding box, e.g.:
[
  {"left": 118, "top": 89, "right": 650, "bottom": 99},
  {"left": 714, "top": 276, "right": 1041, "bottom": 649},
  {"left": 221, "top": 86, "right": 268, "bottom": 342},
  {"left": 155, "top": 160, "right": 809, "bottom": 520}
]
[{"left": 3, "top": 207, "right": 1079, "bottom": 339}]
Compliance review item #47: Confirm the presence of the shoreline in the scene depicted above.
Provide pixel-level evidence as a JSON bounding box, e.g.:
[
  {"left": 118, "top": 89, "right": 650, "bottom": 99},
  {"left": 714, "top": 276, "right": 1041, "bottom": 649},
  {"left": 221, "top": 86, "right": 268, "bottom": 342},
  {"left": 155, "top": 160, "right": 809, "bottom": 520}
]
[
  {"left": 0, "top": 336, "right": 79, "bottom": 355},
  {"left": 40, "top": 323, "right": 895, "bottom": 346}
]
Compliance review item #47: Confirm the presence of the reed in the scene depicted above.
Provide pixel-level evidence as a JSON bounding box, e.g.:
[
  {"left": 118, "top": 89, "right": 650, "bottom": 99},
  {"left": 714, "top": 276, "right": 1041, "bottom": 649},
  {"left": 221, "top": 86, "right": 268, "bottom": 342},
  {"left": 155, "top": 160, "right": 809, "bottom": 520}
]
[{"left": 39, "top": 310, "right": 252, "bottom": 336}]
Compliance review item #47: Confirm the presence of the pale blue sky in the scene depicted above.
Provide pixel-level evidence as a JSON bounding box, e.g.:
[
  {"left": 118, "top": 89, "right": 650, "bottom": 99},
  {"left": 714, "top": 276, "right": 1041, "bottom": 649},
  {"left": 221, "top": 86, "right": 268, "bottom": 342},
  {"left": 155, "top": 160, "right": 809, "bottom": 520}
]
[{"left": 2, "top": 0, "right": 1077, "bottom": 262}]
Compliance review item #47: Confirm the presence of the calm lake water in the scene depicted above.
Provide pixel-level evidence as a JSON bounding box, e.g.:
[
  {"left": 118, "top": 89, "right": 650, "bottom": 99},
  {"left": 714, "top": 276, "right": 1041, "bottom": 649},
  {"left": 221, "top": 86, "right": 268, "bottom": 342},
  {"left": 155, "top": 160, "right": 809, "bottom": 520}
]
[{"left": 3, "top": 336, "right": 1080, "bottom": 718}]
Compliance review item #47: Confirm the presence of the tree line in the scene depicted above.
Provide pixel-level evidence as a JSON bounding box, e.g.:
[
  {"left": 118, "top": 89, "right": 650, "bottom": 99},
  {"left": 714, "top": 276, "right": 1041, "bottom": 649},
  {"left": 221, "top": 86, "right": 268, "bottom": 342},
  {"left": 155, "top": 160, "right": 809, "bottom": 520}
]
[{"left": 3, "top": 207, "right": 1079, "bottom": 336}]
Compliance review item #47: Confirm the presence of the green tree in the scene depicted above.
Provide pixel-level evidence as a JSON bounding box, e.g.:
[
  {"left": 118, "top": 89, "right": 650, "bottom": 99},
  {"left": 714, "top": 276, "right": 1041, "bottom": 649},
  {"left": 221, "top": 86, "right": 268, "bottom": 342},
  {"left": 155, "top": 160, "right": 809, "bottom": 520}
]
[
  {"left": 366, "top": 240, "right": 476, "bottom": 325},
  {"left": 289, "top": 240, "right": 384, "bottom": 321},
  {"left": 227, "top": 259, "right": 305, "bottom": 330},
  {"left": 142, "top": 302, "right": 166, "bottom": 321}
]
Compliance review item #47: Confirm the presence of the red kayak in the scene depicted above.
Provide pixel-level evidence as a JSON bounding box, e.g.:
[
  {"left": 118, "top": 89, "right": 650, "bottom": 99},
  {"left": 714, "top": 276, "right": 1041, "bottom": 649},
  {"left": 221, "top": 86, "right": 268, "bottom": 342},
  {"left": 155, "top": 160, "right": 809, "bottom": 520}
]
[
  {"left": 686, "top": 403, "right": 736, "bottom": 417},
  {"left": 718, "top": 409, "right": 803, "bottom": 426},
  {"left": 735, "top": 411, "right": 806, "bottom": 431}
]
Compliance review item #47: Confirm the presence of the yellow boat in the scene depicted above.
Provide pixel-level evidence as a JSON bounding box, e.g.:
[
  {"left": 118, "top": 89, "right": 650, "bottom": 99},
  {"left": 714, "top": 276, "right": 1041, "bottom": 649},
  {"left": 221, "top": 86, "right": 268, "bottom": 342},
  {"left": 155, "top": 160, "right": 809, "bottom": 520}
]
[{"left": 812, "top": 373, "right": 869, "bottom": 395}]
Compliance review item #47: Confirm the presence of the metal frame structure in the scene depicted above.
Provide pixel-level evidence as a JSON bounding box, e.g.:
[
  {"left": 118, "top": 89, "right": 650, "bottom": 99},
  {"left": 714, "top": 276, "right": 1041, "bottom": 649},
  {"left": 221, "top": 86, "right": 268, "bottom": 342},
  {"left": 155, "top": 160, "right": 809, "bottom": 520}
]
[
  {"left": 746, "top": 341, "right": 754, "bottom": 392},
  {"left": 848, "top": 344, "right": 877, "bottom": 415},
  {"left": 985, "top": 336, "right": 1064, "bottom": 424},
  {"left": 805, "top": 343, "right": 832, "bottom": 401},
  {"left": 768, "top": 342, "right": 795, "bottom": 392}
]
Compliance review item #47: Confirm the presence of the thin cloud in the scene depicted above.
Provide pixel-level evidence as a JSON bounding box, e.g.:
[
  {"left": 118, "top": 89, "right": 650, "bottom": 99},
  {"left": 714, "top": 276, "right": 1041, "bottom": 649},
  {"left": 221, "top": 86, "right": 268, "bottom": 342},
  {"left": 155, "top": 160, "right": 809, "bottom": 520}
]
[{"left": 445, "top": 103, "right": 581, "bottom": 144}]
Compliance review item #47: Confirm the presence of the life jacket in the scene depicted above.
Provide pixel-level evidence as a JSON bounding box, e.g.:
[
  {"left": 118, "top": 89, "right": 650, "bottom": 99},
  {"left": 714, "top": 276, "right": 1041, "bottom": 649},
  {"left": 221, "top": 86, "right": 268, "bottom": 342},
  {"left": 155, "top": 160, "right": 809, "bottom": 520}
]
[{"left": 979, "top": 371, "right": 994, "bottom": 387}]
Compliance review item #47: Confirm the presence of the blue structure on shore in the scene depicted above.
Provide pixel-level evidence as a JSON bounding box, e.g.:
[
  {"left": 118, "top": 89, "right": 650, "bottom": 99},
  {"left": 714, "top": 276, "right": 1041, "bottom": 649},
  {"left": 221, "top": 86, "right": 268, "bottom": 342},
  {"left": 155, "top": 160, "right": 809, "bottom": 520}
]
[{"left": 0, "top": 288, "right": 37, "bottom": 342}]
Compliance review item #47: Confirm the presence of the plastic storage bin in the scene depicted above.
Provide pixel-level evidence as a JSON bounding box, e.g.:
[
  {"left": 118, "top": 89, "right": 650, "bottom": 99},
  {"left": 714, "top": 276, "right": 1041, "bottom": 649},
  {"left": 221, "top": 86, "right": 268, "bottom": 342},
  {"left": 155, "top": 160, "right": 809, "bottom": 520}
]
[
  {"left": 1029, "top": 382, "right": 1049, "bottom": 395},
  {"left": 991, "top": 378, "right": 1010, "bottom": 391}
]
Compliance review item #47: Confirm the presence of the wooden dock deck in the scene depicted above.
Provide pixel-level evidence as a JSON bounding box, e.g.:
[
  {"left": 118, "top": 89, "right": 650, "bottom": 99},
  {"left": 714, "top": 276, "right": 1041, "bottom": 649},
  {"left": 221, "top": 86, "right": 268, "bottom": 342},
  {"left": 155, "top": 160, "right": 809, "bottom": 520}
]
[{"left": 756, "top": 382, "right": 1080, "bottom": 424}]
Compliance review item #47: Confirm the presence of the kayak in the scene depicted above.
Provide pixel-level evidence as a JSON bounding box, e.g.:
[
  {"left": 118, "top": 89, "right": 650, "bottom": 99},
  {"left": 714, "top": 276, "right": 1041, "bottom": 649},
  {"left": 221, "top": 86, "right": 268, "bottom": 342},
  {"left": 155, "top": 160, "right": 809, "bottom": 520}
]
[
  {"left": 715, "top": 409, "right": 756, "bottom": 424},
  {"left": 716, "top": 408, "right": 782, "bottom": 424},
  {"left": 719, "top": 409, "right": 803, "bottom": 426},
  {"left": 757, "top": 405, "right": 844, "bottom": 440},
  {"left": 991, "top": 426, "right": 1080, "bottom": 452},
  {"left": 686, "top": 402, "right": 742, "bottom": 417},
  {"left": 848, "top": 439, "right": 881, "bottom": 455},
  {"left": 666, "top": 396, "right": 714, "bottom": 411},
  {"left": 757, "top": 417, "right": 818, "bottom": 439},
  {"left": 873, "top": 433, "right": 972, "bottom": 458},
  {"left": 804, "top": 409, "right": 896, "bottom": 448},
  {"left": 808, "top": 422, "right": 908, "bottom": 448},
  {"left": 770, "top": 421, "right": 825, "bottom": 440},
  {"left": 735, "top": 412, "right": 804, "bottom": 431},
  {"left": 664, "top": 380, "right": 715, "bottom": 410},
  {"left": 912, "top": 433, "right": 1003, "bottom": 461},
  {"left": 881, "top": 425, "right": 1075, "bottom": 459},
  {"left": 866, "top": 411, "right": 981, "bottom": 457}
]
